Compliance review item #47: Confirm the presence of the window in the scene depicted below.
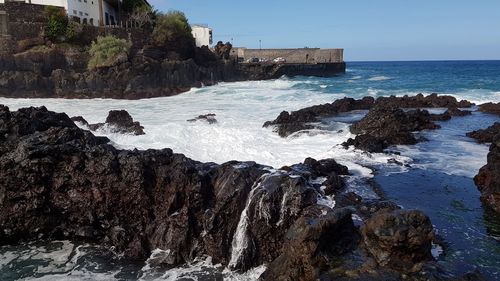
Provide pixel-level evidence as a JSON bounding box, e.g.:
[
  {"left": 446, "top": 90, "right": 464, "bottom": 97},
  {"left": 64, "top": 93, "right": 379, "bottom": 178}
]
[
  {"left": 73, "top": 10, "right": 77, "bottom": 15},
  {"left": 84, "top": 13, "right": 88, "bottom": 16},
  {"left": 79, "top": 11, "right": 83, "bottom": 16},
  {"left": 84, "top": 0, "right": 87, "bottom": 2}
]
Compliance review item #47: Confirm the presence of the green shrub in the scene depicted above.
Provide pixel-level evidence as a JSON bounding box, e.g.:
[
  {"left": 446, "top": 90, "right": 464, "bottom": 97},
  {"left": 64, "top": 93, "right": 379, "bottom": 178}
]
[
  {"left": 88, "top": 36, "right": 132, "bottom": 70},
  {"left": 152, "top": 11, "right": 195, "bottom": 59},
  {"left": 65, "top": 21, "right": 83, "bottom": 42},
  {"left": 44, "top": 6, "right": 68, "bottom": 41}
]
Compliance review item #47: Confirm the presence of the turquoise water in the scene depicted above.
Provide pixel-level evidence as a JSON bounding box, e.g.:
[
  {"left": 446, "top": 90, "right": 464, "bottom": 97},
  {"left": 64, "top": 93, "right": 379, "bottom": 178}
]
[{"left": 0, "top": 61, "right": 499, "bottom": 280}]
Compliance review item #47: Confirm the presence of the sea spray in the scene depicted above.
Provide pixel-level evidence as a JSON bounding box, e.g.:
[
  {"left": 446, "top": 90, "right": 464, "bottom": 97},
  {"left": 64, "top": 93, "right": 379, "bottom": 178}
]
[{"left": 228, "top": 173, "right": 274, "bottom": 269}]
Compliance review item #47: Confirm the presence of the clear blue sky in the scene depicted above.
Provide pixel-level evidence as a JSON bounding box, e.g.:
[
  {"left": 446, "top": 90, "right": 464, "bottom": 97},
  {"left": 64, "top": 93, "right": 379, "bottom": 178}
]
[{"left": 149, "top": 0, "right": 500, "bottom": 61}]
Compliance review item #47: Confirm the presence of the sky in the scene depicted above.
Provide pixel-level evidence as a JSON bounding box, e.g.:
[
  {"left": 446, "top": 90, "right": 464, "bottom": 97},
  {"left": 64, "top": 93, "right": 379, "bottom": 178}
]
[{"left": 149, "top": 0, "right": 500, "bottom": 61}]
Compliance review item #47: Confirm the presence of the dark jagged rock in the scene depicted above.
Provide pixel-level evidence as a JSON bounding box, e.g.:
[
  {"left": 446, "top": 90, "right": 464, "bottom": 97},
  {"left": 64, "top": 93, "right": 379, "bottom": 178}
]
[
  {"left": 467, "top": 122, "right": 500, "bottom": 143},
  {"left": 361, "top": 210, "right": 434, "bottom": 273},
  {"left": 343, "top": 106, "right": 440, "bottom": 152},
  {"left": 375, "top": 93, "right": 473, "bottom": 109},
  {"left": 70, "top": 115, "right": 89, "bottom": 126},
  {"left": 260, "top": 207, "right": 358, "bottom": 281},
  {"left": 479, "top": 102, "right": 500, "bottom": 116},
  {"left": 445, "top": 106, "right": 472, "bottom": 117},
  {"left": 0, "top": 105, "right": 479, "bottom": 279},
  {"left": 264, "top": 94, "right": 472, "bottom": 138},
  {"left": 187, "top": 113, "right": 218, "bottom": 124},
  {"left": 263, "top": 97, "right": 375, "bottom": 137},
  {"left": 0, "top": 105, "right": 350, "bottom": 271},
  {"left": 474, "top": 133, "right": 500, "bottom": 213},
  {"left": 88, "top": 110, "right": 145, "bottom": 135}
]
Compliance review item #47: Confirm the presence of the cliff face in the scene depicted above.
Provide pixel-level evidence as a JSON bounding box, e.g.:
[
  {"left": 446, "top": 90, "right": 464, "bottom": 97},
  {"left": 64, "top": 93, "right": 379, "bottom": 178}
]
[{"left": 0, "top": 48, "right": 242, "bottom": 99}]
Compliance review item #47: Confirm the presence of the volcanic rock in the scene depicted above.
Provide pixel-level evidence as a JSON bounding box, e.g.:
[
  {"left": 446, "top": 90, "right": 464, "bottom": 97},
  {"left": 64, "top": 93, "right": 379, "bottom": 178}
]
[
  {"left": 88, "top": 110, "right": 145, "bottom": 135},
  {"left": 479, "top": 102, "right": 500, "bottom": 116},
  {"left": 70, "top": 116, "right": 89, "bottom": 126},
  {"left": 361, "top": 209, "right": 434, "bottom": 272},
  {"left": 264, "top": 94, "right": 472, "bottom": 138},
  {"left": 187, "top": 113, "right": 218, "bottom": 124},
  {"left": 263, "top": 97, "right": 375, "bottom": 137},
  {"left": 474, "top": 133, "right": 500, "bottom": 213},
  {"left": 375, "top": 93, "right": 473, "bottom": 109},
  {"left": 0, "top": 105, "right": 352, "bottom": 271},
  {"left": 343, "top": 106, "right": 440, "bottom": 152},
  {"left": 260, "top": 207, "right": 358, "bottom": 281},
  {"left": 467, "top": 122, "right": 500, "bottom": 143}
]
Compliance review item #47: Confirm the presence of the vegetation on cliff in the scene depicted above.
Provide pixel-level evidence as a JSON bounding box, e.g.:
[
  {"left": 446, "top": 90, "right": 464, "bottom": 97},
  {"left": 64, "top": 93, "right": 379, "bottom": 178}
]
[
  {"left": 152, "top": 11, "right": 196, "bottom": 59},
  {"left": 88, "top": 36, "right": 132, "bottom": 70},
  {"left": 44, "top": 6, "right": 69, "bottom": 41}
]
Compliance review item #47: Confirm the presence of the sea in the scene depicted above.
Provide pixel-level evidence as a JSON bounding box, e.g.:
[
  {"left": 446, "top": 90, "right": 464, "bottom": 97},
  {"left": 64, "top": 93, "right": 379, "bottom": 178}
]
[{"left": 0, "top": 60, "right": 499, "bottom": 280}]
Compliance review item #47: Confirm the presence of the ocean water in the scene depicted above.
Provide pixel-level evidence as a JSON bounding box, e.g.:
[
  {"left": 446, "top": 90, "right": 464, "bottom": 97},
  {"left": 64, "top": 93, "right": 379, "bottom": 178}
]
[{"left": 0, "top": 60, "right": 499, "bottom": 280}]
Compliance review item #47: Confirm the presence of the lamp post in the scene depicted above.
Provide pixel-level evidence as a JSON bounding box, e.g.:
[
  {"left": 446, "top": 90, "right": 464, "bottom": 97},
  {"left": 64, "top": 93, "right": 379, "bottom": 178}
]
[{"left": 259, "top": 40, "right": 261, "bottom": 50}]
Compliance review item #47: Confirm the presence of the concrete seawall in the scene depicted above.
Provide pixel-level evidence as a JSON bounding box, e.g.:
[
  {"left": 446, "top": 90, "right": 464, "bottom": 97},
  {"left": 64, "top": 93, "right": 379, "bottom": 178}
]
[{"left": 232, "top": 48, "right": 344, "bottom": 64}]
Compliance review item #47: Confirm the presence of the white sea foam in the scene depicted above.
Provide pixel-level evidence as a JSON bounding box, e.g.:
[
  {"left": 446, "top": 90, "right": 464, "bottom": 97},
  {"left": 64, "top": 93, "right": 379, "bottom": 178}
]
[{"left": 368, "top": 76, "right": 391, "bottom": 81}]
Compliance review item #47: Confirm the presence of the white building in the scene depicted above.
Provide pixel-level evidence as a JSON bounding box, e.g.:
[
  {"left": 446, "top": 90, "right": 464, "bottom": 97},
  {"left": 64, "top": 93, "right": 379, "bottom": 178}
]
[
  {"left": 191, "top": 24, "right": 212, "bottom": 47},
  {"left": 0, "top": 0, "right": 145, "bottom": 26}
]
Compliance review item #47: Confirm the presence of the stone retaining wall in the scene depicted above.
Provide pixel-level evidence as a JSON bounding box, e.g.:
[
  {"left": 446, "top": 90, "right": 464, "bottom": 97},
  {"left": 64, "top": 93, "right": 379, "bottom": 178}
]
[{"left": 232, "top": 48, "right": 344, "bottom": 64}]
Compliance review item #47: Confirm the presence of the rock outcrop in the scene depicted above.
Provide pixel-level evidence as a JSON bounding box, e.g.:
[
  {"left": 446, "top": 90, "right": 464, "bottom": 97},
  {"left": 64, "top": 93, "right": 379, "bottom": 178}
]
[
  {"left": 361, "top": 210, "right": 434, "bottom": 272},
  {"left": 263, "top": 97, "right": 375, "bottom": 137},
  {"left": 343, "top": 106, "right": 440, "bottom": 152},
  {"left": 479, "top": 102, "right": 500, "bottom": 116},
  {"left": 87, "top": 110, "right": 145, "bottom": 135},
  {"left": 467, "top": 122, "right": 500, "bottom": 143},
  {"left": 187, "top": 113, "right": 218, "bottom": 124},
  {"left": 474, "top": 133, "right": 500, "bottom": 213},
  {"left": 0, "top": 105, "right": 482, "bottom": 279},
  {"left": 0, "top": 105, "right": 348, "bottom": 268},
  {"left": 264, "top": 94, "right": 473, "bottom": 138},
  {"left": 0, "top": 47, "right": 242, "bottom": 99}
]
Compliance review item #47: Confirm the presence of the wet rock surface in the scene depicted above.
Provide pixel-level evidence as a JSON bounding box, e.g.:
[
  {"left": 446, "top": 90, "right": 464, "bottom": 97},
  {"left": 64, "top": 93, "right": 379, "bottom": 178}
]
[
  {"left": 467, "top": 122, "right": 500, "bottom": 143},
  {"left": 86, "top": 110, "right": 145, "bottom": 135},
  {"left": 474, "top": 133, "right": 500, "bottom": 213},
  {"left": 264, "top": 94, "right": 472, "bottom": 138},
  {"left": 0, "top": 105, "right": 486, "bottom": 279},
  {"left": 343, "top": 106, "right": 440, "bottom": 152},
  {"left": 187, "top": 113, "right": 218, "bottom": 124},
  {"left": 361, "top": 210, "right": 434, "bottom": 272}
]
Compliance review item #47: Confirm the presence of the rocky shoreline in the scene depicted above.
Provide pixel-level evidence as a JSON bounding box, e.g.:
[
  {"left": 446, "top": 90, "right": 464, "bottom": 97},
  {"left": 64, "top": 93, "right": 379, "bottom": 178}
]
[{"left": 0, "top": 95, "right": 498, "bottom": 280}]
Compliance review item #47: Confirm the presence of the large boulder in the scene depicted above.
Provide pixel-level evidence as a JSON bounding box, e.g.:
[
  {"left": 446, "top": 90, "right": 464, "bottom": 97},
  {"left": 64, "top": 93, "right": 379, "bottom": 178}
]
[
  {"left": 361, "top": 210, "right": 435, "bottom": 272},
  {"left": 260, "top": 207, "right": 358, "bottom": 281},
  {"left": 343, "top": 106, "right": 440, "bottom": 152},
  {"left": 87, "top": 110, "right": 145, "bottom": 135}
]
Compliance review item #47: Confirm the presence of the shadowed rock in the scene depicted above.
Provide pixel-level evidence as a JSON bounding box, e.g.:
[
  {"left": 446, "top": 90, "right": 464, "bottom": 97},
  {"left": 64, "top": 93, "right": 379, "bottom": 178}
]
[
  {"left": 260, "top": 207, "right": 358, "bottom": 281},
  {"left": 479, "top": 102, "right": 500, "bottom": 116},
  {"left": 342, "top": 106, "right": 440, "bottom": 152},
  {"left": 187, "top": 113, "right": 218, "bottom": 124},
  {"left": 474, "top": 133, "right": 500, "bottom": 213},
  {"left": 467, "top": 122, "right": 500, "bottom": 143},
  {"left": 0, "top": 105, "right": 482, "bottom": 279},
  {"left": 88, "top": 110, "right": 145, "bottom": 135},
  {"left": 263, "top": 97, "right": 375, "bottom": 137},
  {"left": 361, "top": 210, "right": 434, "bottom": 273},
  {"left": 264, "top": 94, "right": 472, "bottom": 138}
]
